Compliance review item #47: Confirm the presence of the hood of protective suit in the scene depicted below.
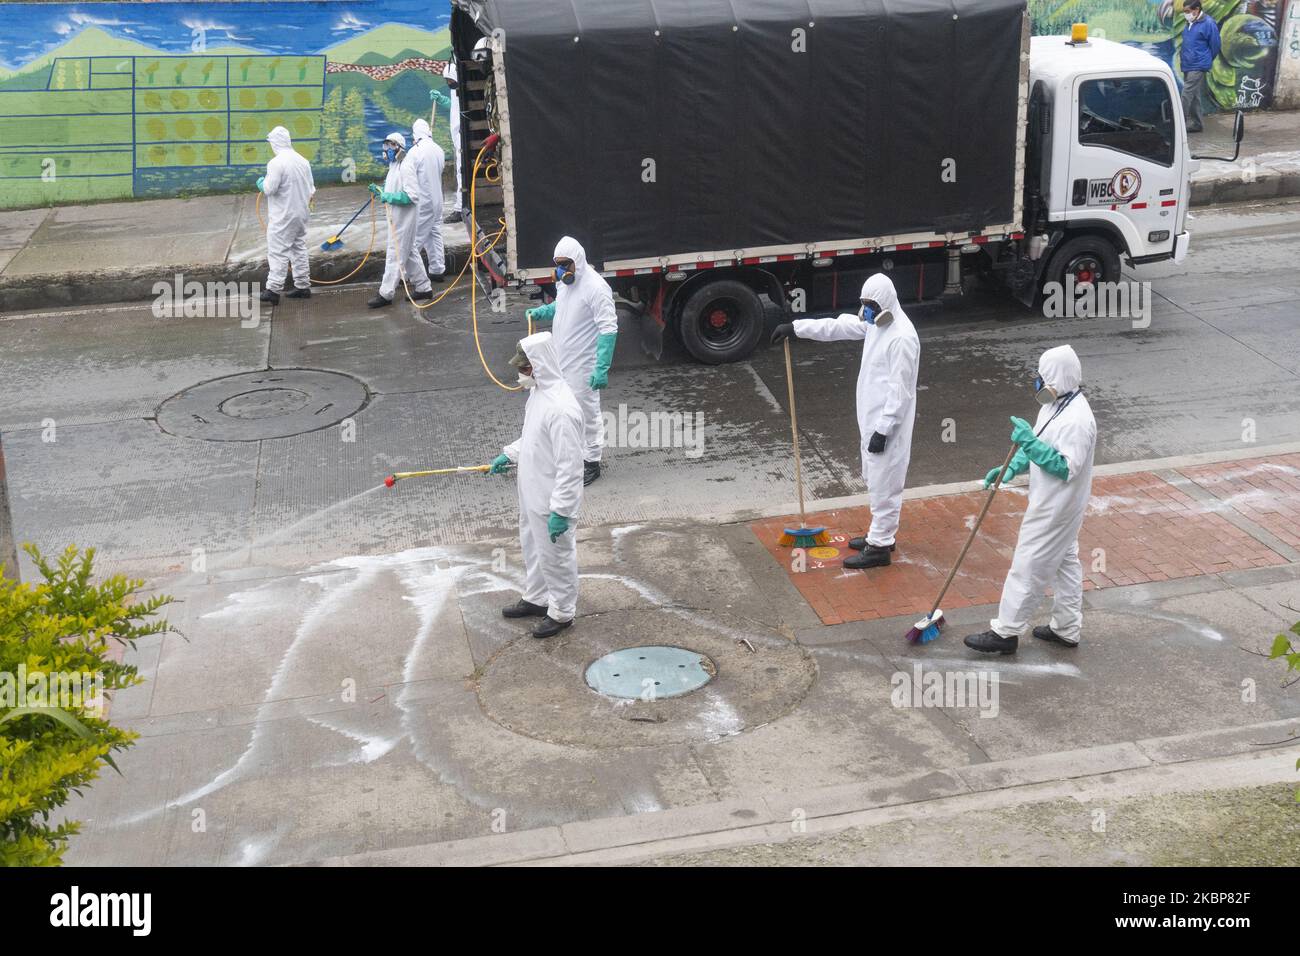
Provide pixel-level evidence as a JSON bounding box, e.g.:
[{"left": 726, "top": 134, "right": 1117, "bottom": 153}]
[
  {"left": 519, "top": 331, "right": 565, "bottom": 391},
  {"left": 553, "top": 236, "right": 588, "bottom": 277},
  {"left": 385, "top": 131, "right": 407, "bottom": 151},
  {"left": 267, "top": 126, "right": 293, "bottom": 155},
  {"left": 1038, "top": 344, "right": 1082, "bottom": 396},
  {"left": 412, "top": 119, "right": 431, "bottom": 143},
  {"left": 861, "top": 274, "right": 900, "bottom": 313}
]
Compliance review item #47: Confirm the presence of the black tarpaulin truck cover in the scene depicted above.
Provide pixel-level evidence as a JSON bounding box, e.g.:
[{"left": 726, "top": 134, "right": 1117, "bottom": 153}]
[{"left": 456, "top": 0, "right": 1027, "bottom": 277}]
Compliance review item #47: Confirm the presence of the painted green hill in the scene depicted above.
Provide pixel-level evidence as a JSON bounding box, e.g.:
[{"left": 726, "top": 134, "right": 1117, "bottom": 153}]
[
  {"left": 323, "top": 24, "right": 449, "bottom": 63},
  {"left": 0, "top": 26, "right": 260, "bottom": 78}
]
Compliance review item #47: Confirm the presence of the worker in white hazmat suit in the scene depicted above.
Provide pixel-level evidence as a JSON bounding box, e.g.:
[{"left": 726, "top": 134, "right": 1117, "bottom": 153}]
[
  {"left": 770, "top": 274, "right": 920, "bottom": 569},
  {"left": 441, "top": 57, "right": 464, "bottom": 222},
  {"left": 367, "top": 132, "right": 433, "bottom": 308},
  {"left": 408, "top": 117, "right": 446, "bottom": 282},
  {"left": 965, "top": 345, "right": 1097, "bottom": 655},
  {"left": 488, "top": 331, "right": 586, "bottom": 639},
  {"left": 256, "top": 126, "right": 315, "bottom": 303},
  {"left": 524, "top": 237, "right": 619, "bottom": 486}
]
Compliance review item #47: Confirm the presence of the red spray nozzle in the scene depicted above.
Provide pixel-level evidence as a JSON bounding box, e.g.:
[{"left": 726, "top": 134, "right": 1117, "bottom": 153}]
[
  {"left": 482, "top": 133, "right": 500, "bottom": 153},
  {"left": 384, "top": 475, "right": 397, "bottom": 488}
]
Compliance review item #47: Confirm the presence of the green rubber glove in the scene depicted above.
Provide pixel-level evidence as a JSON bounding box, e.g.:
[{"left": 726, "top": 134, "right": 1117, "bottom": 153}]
[
  {"left": 983, "top": 449, "right": 1030, "bottom": 489},
  {"left": 1009, "top": 416, "right": 1070, "bottom": 481},
  {"left": 589, "top": 332, "right": 617, "bottom": 390},
  {"left": 489, "top": 454, "right": 511, "bottom": 475},
  {"left": 256, "top": 176, "right": 266, "bottom": 192},
  {"left": 527, "top": 302, "right": 556, "bottom": 324},
  {"left": 430, "top": 89, "right": 451, "bottom": 109},
  {"left": 548, "top": 512, "right": 571, "bottom": 543},
  {"left": 367, "top": 182, "right": 382, "bottom": 197},
  {"left": 381, "top": 190, "right": 413, "bottom": 206}
]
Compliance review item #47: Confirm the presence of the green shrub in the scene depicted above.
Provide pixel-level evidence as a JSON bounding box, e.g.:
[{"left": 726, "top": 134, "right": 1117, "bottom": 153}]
[{"left": 0, "top": 545, "right": 174, "bottom": 866}]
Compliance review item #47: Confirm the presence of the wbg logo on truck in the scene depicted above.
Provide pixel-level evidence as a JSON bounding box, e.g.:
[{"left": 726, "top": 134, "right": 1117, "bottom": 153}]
[{"left": 1087, "top": 168, "right": 1142, "bottom": 206}]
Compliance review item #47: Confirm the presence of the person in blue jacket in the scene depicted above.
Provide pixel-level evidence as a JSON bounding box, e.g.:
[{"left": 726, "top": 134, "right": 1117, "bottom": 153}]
[{"left": 1180, "top": 0, "right": 1221, "bottom": 133}]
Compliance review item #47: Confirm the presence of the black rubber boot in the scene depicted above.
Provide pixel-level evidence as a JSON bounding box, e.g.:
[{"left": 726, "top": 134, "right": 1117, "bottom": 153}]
[
  {"left": 412, "top": 289, "right": 434, "bottom": 301},
  {"left": 260, "top": 289, "right": 281, "bottom": 304},
  {"left": 583, "top": 461, "right": 602, "bottom": 486},
  {"left": 532, "top": 615, "right": 573, "bottom": 639},
  {"left": 445, "top": 210, "right": 464, "bottom": 223},
  {"left": 1033, "top": 625, "right": 1079, "bottom": 648},
  {"left": 963, "top": 630, "right": 1019, "bottom": 655},
  {"left": 502, "top": 599, "right": 548, "bottom": 620},
  {"left": 429, "top": 271, "right": 446, "bottom": 284},
  {"left": 847, "top": 537, "right": 896, "bottom": 553},
  {"left": 287, "top": 287, "right": 311, "bottom": 299},
  {"left": 843, "top": 544, "right": 892, "bottom": 569},
  {"left": 367, "top": 294, "right": 393, "bottom": 309}
]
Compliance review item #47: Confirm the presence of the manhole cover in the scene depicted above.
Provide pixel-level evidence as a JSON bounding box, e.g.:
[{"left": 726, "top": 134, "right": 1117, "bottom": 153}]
[
  {"left": 155, "top": 369, "right": 368, "bottom": 441},
  {"left": 585, "top": 646, "right": 715, "bottom": 700}
]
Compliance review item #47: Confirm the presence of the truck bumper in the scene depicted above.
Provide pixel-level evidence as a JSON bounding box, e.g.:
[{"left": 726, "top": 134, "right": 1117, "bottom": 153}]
[{"left": 1172, "top": 231, "right": 1191, "bottom": 265}]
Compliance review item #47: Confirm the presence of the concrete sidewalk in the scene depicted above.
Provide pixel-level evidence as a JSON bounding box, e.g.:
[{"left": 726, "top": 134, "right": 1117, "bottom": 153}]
[
  {"left": 0, "top": 184, "right": 471, "bottom": 312},
  {"left": 1, "top": 109, "right": 1297, "bottom": 313}
]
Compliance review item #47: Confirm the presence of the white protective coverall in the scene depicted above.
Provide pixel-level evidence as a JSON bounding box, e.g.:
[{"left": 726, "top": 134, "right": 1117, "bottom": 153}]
[
  {"left": 409, "top": 118, "right": 445, "bottom": 276},
  {"left": 792, "top": 274, "right": 920, "bottom": 548},
  {"left": 550, "top": 237, "right": 619, "bottom": 463},
  {"left": 991, "top": 345, "right": 1097, "bottom": 643},
  {"left": 378, "top": 132, "right": 432, "bottom": 299},
  {"left": 502, "top": 332, "right": 586, "bottom": 622},
  {"left": 441, "top": 58, "right": 463, "bottom": 213},
  {"left": 262, "top": 126, "right": 315, "bottom": 292}
]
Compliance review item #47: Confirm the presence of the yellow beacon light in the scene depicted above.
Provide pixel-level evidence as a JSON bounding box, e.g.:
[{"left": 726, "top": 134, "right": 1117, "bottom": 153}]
[{"left": 1071, "top": 23, "right": 1089, "bottom": 44}]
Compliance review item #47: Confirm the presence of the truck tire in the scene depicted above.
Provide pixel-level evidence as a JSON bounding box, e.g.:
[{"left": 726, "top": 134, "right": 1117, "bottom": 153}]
[
  {"left": 678, "top": 279, "right": 764, "bottom": 365},
  {"left": 1042, "top": 235, "right": 1122, "bottom": 297}
]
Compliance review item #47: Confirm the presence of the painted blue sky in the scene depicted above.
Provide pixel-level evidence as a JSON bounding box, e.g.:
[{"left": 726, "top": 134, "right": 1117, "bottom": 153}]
[{"left": 0, "top": 1, "right": 451, "bottom": 71}]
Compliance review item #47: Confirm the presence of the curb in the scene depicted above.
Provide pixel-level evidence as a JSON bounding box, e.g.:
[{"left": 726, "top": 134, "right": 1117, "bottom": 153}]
[{"left": 309, "top": 717, "right": 1300, "bottom": 866}]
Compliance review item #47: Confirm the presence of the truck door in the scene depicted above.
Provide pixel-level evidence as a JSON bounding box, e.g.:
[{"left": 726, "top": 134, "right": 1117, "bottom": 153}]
[{"left": 1067, "top": 73, "right": 1182, "bottom": 262}]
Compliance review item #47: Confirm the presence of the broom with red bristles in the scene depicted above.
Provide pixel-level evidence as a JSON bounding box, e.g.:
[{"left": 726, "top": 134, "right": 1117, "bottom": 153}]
[
  {"left": 777, "top": 338, "right": 829, "bottom": 549},
  {"left": 905, "top": 443, "right": 1019, "bottom": 644}
]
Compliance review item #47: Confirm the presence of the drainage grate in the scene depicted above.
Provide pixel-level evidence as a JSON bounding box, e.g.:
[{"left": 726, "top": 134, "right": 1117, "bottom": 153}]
[
  {"left": 585, "top": 646, "right": 715, "bottom": 700},
  {"left": 155, "top": 369, "right": 368, "bottom": 441}
]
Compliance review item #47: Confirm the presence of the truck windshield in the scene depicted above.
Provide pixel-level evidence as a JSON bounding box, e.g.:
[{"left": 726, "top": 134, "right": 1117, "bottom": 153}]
[{"left": 1078, "top": 77, "right": 1175, "bottom": 167}]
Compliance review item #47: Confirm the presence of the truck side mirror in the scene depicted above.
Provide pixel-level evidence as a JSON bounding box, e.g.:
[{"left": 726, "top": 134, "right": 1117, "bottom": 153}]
[{"left": 1233, "top": 109, "right": 1245, "bottom": 145}]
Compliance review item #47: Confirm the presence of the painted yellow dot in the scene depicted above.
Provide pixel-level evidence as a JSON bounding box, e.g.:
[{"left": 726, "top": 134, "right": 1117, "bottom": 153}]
[
  {"left": 169, "top": 91, "right": 188, "bottom": 110},
  {"left": 203, "top": 144, "right": 223, "bottom": 163},
  {"left": 808, "top": 547, "right": 841, "bottom": 560},
  {"left": 198, "top": 90, "right": 220, "bottom": 109},
  {"left": 293, "top": 116, "right": 312, "bottom": 136},
  {"left": 202, "top": 116, "right": 223, "bottom": 138},
  {"left": 145, "top": 118, "right": 166, "bottom": 140},
  {"left": 178, "top": 145, "right": 196, "bottom": 165},
  {"left": 242, "top": 117, "right": 260, "bottom": 136},
  {"left": 266, "top": 90, "right": 283, "bottom": 108},
  {"left": 147, "top": 145, "right": 166, "bottom": 164},
  {"left": 293, "top": 90, "right": 311, "bottom": 107},
  {"left": 175, "top": 118, "right": 196, "bottom": 139},
  {"left": 143, "top": 92, "right": 161, "bottom": 110},
  {"left": 239, "top": 89, "right": 256, "bottom": 109}
]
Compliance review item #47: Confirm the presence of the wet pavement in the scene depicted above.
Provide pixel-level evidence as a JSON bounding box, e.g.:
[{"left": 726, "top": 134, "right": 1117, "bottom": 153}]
[{"left": 1, "top": 197, "right": 1298, "bottom": 865}]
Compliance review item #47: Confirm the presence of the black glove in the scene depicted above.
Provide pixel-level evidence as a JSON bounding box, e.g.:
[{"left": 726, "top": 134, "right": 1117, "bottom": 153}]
[
  {"left": 770, "top": 323, "right": 796, "bottom": 346},
  {"left": 867, "top": 431, "right": 887, "bottom": 454}
]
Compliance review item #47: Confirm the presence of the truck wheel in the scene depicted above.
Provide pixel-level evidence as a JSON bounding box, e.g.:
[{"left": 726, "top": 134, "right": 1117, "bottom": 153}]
[
  {"left": 1043, "top": 235, "right": 1122, "bottom": 296},
  {"left": 678, "top": 279, "right": 764, "bottom": 365}
]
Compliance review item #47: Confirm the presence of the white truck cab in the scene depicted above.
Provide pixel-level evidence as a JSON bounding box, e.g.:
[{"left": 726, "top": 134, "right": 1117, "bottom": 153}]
[{"left": 1026, "top": 32, "right": 1192, "bottom": 293}]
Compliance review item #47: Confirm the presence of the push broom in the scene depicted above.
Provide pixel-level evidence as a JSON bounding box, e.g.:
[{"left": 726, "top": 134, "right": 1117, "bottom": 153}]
[
  {"left": 321, "top": 195, "right": 375, "bottom": 251},
  {"left": 905, "top": 443, "right": 1019, "bottom": 644},
  {"left": 778, "top": 338, "right": 829, "bottom": 549},
  {"left": 384, "top": 464, "right": 491, "bottom": 488}
]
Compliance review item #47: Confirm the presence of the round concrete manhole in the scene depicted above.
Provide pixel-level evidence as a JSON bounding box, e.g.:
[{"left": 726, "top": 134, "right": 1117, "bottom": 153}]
[
  {"left": 476, "top": 608, "right": 817, "bottom": 749},
  {"left": 155, "top": 369, "right": 368, "bottom": 441},
  {"left": 585, "top": 646, "right": 715, "bottom": 700}
]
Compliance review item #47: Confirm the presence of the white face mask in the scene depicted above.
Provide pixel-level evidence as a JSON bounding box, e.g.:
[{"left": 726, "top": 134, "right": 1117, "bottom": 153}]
[
  {"left": 1184, "top": 12, "right": 1196, "bottom": 23},
  {"left": 518, "top": 373, "right": 536, "bottom": 389}
]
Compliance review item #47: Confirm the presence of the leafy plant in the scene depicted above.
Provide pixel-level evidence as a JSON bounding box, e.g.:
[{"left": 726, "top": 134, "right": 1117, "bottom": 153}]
[
  {"left": 1267, "top": 618, "right": 1300, "bottom": 802},
  {"left": 0, "top": 545, "right": 174, "bottom": 866}
]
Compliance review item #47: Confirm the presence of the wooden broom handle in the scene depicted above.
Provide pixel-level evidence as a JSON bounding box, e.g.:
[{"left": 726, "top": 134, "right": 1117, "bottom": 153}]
[
  {"left": 783, "top": 338, "right": 807, "bottom": 527},
  {"left": 928, "top": 442, "right": 1018, "bottom": 615}
]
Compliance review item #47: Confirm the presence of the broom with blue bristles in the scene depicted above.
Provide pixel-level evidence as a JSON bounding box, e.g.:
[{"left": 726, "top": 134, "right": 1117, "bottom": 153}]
[
  {"left": 905, "top": 442, "right": 1019, "bottom": 644},
  {"left": 778, "top": 338, "right": 829, "bottom": 549}
]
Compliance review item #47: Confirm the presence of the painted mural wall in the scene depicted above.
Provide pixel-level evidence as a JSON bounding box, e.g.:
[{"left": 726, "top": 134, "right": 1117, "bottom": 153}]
[
  {"left": 1029, "top": 0, "right": 1283, "bottom": 112},
  {"left": 0, "top": 1, "right": 453, "bottom": 209},
  {"left": 0, "top": 2, "right": 1286, "bottom": 210}
]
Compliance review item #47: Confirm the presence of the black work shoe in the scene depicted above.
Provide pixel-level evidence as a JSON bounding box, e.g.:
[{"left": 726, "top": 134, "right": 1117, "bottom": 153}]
[
  {"left": 964, "top": 630, "right": 1019, "bottom": 655},
  {"left": 843, "top": 544, "right": 892, "bottom": 569},
  {"left": 412, "top": 289, "right": 434, "bottom": 301},
  {"left": 287, "top": 287, "right": 312, "bottom": 299},
  {"left": 429, "top": 272, "right": 446, "bottom": 284},
  {"left": 583, "top": 461, "right": 602, "bottom": 486},
  {"left": 847, "top": 537, "right": 896, "bottom": 552},
  {"left": 367, "top": 294, "right": 393, "bottom": 309},
  {"left": 445, "top": 210, "right": 465, "bottom": 223},
  {"left": 260, "top": 289, "right": 281, "bottom": 304},
  {"left": 1033, "top": 625, "right": 1079, "bottom": 648},
  {"left": 532, "top": 615, "right": 573, "bottom": 639},
  {"left": 502, "top": 599, "right": 548, "bottom": 620}
]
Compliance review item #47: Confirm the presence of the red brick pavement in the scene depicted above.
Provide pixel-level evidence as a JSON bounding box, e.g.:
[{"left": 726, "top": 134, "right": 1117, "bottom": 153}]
[
  {"left": 1178, "top": 453, "right": 1300, "bottom": 550},
  {"left": 751, "top": 459, "right": 1294, "bottom": 626}
]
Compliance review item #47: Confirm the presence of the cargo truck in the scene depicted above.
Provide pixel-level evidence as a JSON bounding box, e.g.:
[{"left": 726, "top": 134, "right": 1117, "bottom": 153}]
[{"left": 447, "top": 0, "right": 1204, "bottom": 364}]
